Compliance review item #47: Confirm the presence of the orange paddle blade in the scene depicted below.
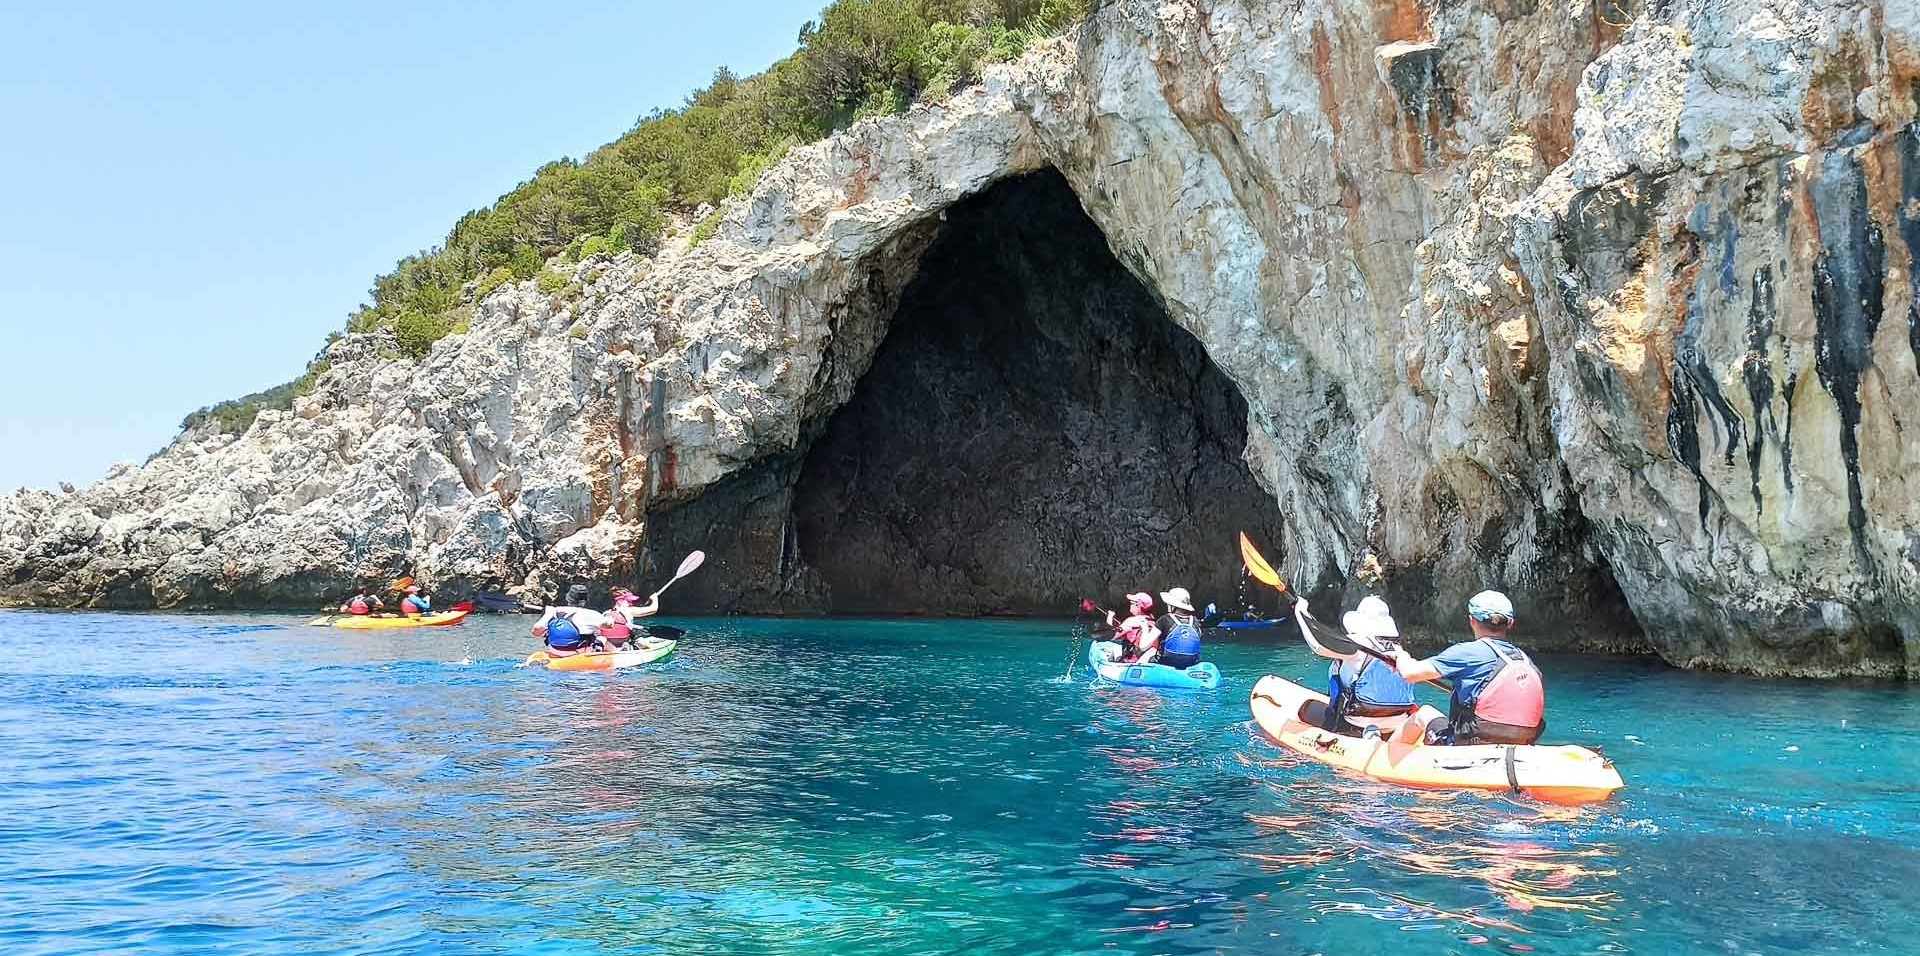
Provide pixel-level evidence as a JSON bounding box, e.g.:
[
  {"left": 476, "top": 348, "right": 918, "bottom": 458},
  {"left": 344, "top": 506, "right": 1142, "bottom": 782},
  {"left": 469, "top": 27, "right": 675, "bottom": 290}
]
[
  {"left": 390, "top": 576, "right": 415, "bottom": 592},
  {"left": 1239, "top": 532, "right": 1289, "bottom": 594}
]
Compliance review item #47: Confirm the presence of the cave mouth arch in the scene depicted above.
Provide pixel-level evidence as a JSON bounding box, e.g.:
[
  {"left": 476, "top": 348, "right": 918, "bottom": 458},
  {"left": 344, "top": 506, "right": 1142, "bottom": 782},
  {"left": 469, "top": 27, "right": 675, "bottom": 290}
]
[{"left": 646, "top": 169, "right": 1288, "bottom": 615}]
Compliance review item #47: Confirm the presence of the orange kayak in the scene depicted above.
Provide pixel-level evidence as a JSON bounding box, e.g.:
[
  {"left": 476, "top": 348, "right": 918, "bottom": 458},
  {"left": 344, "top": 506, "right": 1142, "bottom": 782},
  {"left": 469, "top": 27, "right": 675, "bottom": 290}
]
[
  {"left": 1249, "top": 675, "right": 1623, "bottom": 805},
  {"left": 523, "top": 640, "right": 677, "bottom": 672}
]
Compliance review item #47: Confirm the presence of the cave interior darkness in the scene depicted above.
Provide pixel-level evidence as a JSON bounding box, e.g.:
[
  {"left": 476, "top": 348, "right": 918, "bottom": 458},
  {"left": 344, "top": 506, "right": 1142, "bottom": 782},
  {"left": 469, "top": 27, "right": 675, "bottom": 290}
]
[{"left": 645, "top": 169, "right": 1290, "bottom": 616}]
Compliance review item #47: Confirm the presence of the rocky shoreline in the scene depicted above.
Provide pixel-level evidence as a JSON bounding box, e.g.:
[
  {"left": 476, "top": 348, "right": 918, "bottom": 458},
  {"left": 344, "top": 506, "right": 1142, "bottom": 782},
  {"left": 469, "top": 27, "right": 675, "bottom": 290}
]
[{"left": 4, "top": 0, "right": 1917, "bottom": 678}]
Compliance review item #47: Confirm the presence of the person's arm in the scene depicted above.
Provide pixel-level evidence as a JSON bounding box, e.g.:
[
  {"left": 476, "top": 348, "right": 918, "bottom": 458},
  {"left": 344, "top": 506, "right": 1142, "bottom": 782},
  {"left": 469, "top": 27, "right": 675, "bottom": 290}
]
[
  {"left": 531, "top": 608, "right": 553, "bottom": 638},
  {"left": 631, "top": 593, "right": 662, "bottom": 618},
  {"left": 1391, "top": 648, "right": 1445, "bottom": 684},
  {"left": 1294, "top": 600, "right": 1346, "bottom": 661}
]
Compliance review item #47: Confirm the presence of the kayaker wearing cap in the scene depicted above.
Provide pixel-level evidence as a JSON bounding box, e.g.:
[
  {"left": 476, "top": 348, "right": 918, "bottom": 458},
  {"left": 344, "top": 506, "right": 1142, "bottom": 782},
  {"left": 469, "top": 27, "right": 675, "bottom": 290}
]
[
  {"left": 533, "top": 584, "right": 606, "bottom": 657},
  {"left": 1389, "top": 590, "right": 1546, "bottom": 745},
  {"left": 1296, "top": 596, "right": 1417, "bottom": 736},
  {"left": 1104, "top": 592, "right": 1157, "bottom": 662},
  {"left": 597, "top": 587, "right": 662, "bottom": 649},
  {"left": 1147, "top": 587, "right": 1204, "bottom": 668},
  {"left": 399, "top": 584, "right": 432, "bottom": 617},
  {"left": 339, "top": 587, "right": 385, "bottom": 616}
]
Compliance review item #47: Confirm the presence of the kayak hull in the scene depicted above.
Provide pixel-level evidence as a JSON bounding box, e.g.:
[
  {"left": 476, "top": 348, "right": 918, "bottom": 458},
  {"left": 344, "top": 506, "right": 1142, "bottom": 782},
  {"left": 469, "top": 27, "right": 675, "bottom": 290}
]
[
  {"left": 332, "top": 608, "right": 471, "bottom": 630},
  {"left": 1089, "top": 641, "right": 1221, "bottom": 691},
  {"left": 1214, "top": 619, "right": 1284, "bottom": 631},
  {"left": 526, "top": 641, "right": 677, "bottom": 672},
  {"left": 1249, "top": 675, "right": 1622, "bottom": 805}
]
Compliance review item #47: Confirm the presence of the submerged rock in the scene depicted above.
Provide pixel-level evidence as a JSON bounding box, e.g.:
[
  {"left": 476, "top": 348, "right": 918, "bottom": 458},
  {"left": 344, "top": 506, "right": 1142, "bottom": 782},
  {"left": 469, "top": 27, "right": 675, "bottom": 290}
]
[{"left": 2, "top": 0, "right": 1917, "bottom": 677}]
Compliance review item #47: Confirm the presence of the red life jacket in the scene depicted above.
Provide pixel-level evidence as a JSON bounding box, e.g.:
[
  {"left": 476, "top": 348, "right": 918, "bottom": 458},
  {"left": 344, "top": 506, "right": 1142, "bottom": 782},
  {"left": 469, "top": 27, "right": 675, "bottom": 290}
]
[
  {"left": 348, "top": 597, "right": 370, "bottom": 615},
  {"left": 599, "top": 609, "right": 632, "bottom": 641},
  {"left": 1473, "top": 639, "right": 1545, "bottom": 727}
]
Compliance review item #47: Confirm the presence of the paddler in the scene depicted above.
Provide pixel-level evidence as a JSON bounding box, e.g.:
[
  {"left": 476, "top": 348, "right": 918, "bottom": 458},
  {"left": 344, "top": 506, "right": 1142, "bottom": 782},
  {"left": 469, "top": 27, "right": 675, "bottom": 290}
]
[
  {"left": 1146, "top": 587, "right": 1204, "bottom": 668},
  {"left": 533, "top": 584, "right": 606, "bottom": 657},
  {"left": 1388, "top": 590, "right": 1547, "bottom": 745},
  {"left": 1104, "top": 592, "right": 1157, "bottom": 662},
  {"left": 1296, "top": 596, "right": 1417, "bottom": 737},
  {"left": 398, "top": 583, "right": 432, "bottom": 617},
  {"left": 597, "top": 587, "right": 661, "bottom": 649},
  {"left": 339, "top": 587, "right": 385, "bottom": 616}
]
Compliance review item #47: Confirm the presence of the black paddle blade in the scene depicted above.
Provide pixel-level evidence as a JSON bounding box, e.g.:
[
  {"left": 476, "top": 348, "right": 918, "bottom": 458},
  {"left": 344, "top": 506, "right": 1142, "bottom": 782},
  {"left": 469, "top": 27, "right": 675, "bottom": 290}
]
[
  {"left": 1301, "top": 613, "right": 1396, "bottom": 663},
  {"left": 643, "top": 624, "right": 686, "bottom": 642}
]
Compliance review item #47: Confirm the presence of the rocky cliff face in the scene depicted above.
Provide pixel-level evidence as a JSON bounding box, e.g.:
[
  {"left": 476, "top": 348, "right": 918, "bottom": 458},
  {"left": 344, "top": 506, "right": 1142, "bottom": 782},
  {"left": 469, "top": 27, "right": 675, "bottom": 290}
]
[{"left": 3, "top": 0, "right": 1917, "bottom": 676}]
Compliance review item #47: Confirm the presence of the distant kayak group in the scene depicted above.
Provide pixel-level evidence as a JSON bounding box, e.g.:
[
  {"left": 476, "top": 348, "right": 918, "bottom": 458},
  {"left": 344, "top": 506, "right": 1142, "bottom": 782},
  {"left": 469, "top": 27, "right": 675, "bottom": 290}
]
[{"left": 1080, "top": 533, "right": 1621, "bottom": 804}]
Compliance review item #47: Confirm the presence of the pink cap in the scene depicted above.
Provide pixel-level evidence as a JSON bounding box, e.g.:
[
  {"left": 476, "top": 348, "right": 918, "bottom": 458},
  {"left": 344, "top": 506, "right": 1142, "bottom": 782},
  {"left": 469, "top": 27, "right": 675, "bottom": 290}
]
[{"left": 1126, "top": 592, "right": 1154, "bottom": 611}]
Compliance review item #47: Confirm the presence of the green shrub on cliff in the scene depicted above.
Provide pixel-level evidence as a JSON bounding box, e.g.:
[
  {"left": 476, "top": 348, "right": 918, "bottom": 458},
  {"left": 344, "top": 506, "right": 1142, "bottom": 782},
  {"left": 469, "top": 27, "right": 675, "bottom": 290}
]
[{"left": 192, "top": 0, "right": 1099, "bottom": 434}]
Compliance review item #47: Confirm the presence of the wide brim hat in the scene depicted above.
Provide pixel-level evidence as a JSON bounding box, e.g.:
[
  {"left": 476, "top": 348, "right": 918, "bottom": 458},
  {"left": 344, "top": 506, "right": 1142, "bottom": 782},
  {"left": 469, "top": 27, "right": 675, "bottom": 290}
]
[
  {"left": 1342, "top": 595, "right": 1399, "bottom": 639},
  {"left": 1159, "top": 587, "right": 1194, "bottom": 612}
]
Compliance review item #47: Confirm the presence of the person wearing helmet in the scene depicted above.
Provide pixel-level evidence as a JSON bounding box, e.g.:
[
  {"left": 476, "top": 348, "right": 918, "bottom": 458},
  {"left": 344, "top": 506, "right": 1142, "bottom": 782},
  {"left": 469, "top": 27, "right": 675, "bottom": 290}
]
[
  {"left": 597, "top": 587, "right": 662, "bottom": 649},
  {"left": 1295, "top": 595, "right": 1417, "bottom": 736},
  {"left": 1147, "top": 587, "right": 1204, "bottom": 668},
  {"left": 532, "top": 584, "right": 606, "bottom": 657},
  {"left": 398, "top": 584, "right": 432, "bottom": 616},
  {"left": 1104, "top": 592, "right": 1157, "bottom": 662},
  {"left": 1389, "top": 590, "right": 1546, "bottom": 745}
]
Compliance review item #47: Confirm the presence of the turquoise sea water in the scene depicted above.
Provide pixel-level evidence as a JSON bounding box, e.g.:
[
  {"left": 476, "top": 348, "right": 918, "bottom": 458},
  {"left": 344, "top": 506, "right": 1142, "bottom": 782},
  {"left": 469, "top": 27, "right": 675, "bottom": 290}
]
[{"left": 2, "top": 611, "right": 1916, "bottom": 955}]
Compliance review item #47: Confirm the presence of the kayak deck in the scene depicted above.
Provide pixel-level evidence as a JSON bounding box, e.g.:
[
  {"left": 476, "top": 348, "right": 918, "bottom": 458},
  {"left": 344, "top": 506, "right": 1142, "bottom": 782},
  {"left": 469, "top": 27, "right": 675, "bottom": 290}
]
[
  {"left": 525, "top": 640, "right": 677, "bottom": 672},
  {"left": 1089, "top": 641, "right": 1221, "bottom": 690},
  {"left": 1249, "top": 675, "right": 1622, "bottom": 805},
  {"left": 332, "top": 607, "right": 471, "bottom": 629}
]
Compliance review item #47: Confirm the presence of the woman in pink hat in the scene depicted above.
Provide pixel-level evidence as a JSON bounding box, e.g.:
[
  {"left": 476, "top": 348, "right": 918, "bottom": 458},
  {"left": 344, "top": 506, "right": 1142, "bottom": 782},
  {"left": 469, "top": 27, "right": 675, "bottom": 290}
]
[
  {"left": 1105, "top": 592, "right": 1159, "bottom": 662},
  {"left": 597, "top": 587, "right": 661, "bottom": 650}
]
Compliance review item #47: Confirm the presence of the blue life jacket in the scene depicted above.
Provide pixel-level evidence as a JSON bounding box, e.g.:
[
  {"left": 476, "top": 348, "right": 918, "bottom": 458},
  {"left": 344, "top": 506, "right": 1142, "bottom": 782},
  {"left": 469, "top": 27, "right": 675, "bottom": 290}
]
[
  {"left": 1330, "top": 652, "right": 1416, "bottom": 710},
  {"left": 546, "top": 614, "right": 586, "bottom": 650},
  {"left": 1161, "top": 614, "right": 1202, "bottom": 657}
]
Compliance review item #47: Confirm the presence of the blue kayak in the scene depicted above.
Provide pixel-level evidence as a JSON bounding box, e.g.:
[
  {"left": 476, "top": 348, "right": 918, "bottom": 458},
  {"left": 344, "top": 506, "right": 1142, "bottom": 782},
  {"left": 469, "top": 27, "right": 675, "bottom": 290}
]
[
  {"left": 1088, "top": 641, "right": 1221, "bottom": 691},
  {"left": 1214, "top": 619, "right": 1285, "bottom": 631}
]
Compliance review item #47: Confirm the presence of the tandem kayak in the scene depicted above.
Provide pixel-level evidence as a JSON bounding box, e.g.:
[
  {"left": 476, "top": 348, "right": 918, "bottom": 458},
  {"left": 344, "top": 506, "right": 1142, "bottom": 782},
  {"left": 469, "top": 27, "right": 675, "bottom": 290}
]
[
  {"left": 1249, "top": 675, "right": 1623, "bottom": 805},
  {"left": 524, "top": 640, "right": 677, "bottom": 672},
  {"left": 331, "top": 603, "right": 473, "bottom": 630},
  {"left": 1088, "top": 641, "right": 1221, "bottom": 690}
]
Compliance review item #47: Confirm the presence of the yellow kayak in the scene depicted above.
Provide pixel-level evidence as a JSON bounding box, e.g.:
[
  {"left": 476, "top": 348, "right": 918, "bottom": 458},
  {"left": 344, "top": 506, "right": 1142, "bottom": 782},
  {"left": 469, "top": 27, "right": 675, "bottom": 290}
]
[
  {"left": 1250, "top": 676, "right": 1623, "bottom": 805},
  {"left": 330, "top": 603, "right": 473, "bottom": 630}
]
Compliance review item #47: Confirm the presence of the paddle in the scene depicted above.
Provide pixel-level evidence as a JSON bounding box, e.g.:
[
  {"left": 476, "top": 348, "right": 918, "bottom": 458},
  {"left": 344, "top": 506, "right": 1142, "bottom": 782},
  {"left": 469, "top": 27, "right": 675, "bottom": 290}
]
[
  {"left": 649, "top": 551, "right": 705, "bottom": 601},
  {"left": 1242, "top": 530, "right": 1456, "bottom": 693}
]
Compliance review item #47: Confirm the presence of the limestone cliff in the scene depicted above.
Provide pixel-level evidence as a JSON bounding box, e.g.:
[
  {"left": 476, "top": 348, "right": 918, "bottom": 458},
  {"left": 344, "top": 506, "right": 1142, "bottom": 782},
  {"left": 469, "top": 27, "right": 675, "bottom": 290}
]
[{"left": 3, "top": 0, "right": 1917, "bottom": 677}]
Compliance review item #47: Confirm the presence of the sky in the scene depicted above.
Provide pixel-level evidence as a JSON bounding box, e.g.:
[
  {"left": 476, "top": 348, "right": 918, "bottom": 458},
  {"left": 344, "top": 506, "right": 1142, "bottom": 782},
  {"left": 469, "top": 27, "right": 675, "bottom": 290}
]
[{"left": 0, "top": 0, "right": 827, "bottom": 491}]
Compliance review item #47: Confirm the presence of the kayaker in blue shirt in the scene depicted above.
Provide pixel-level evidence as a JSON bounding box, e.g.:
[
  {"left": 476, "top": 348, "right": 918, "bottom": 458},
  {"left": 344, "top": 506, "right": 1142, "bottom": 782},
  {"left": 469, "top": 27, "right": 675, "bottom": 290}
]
[
  {"left": 1295, "top": 595, "right": 1417, "bottom": 736},
  {"left": 1389, "top": 590, "right": 1547, "bottom": 745},
  {"left": 399, "top": 584, "right": 431, "bottom": 616},
  {"left": 1147, "top": 587, "right": 1204, "bottom": 668}
]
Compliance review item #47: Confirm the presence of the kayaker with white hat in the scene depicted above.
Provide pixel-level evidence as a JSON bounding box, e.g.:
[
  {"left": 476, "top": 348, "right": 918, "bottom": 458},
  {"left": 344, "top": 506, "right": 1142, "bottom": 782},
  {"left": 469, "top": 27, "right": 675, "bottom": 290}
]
[
  {"left": 1295, "top": 595, "right": 1417, "bottom": 736},
  {"left": 1146, "top": 586, "right": 1205, "bottom": 669},
  {"left": 1390, "top": 589, "right": 1547, "bottom": 745}
]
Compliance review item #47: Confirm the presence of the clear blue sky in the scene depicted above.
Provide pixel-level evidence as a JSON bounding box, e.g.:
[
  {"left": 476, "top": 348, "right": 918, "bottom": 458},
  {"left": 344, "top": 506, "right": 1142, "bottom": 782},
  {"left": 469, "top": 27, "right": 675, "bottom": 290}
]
[{"left": 0, "top": 0, "right": 826, "bottom": 491}]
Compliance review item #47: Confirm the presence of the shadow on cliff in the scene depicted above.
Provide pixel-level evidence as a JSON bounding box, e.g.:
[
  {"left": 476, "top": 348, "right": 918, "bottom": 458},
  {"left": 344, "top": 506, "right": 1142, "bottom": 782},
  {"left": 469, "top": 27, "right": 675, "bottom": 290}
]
[{"left": 642, "top": 170, "right": 1290, "bottom": 615}]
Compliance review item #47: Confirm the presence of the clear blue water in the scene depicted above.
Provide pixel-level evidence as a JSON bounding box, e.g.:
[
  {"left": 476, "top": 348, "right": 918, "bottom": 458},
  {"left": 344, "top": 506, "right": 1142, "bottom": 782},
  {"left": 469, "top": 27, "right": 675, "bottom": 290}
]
[{"left": 2, "top": 610, "right": 1916, "bottom": 955}]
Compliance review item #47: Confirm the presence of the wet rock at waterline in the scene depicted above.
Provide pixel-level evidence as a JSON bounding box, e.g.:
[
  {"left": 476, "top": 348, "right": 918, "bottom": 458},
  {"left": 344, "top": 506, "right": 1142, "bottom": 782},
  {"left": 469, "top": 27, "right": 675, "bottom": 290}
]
[{"left": 3, "top": 0, "right": 1918, "bottom": 677}]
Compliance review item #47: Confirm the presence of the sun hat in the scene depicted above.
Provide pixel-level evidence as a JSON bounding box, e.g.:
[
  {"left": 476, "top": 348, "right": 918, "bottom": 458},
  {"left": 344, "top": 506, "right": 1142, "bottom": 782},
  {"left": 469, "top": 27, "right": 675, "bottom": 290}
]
[
  {"left": 1159, "top": 587, "right": 1194, "bottom": 612},
  {"left": 1467, "top": 590, "right": 1515, "bottom": 625},
  {"left": 1125, "top": 592, "right": 1154, "bottom": 611},
  {"left": 1342, "top": 595, "right": 1399, "bottom": 639},
  {"left": 403, "top": 584, "right": 421, "bottom": 593},
  {"left": 613, "top": 591, "right": 640, "bottom": 606}
]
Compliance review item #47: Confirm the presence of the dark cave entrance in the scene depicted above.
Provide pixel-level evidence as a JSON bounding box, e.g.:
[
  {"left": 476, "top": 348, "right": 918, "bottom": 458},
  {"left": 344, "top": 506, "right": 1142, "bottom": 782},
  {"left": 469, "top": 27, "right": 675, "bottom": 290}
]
[{"left": 646, "top": 170, "right": 1289, "bottom": 615}]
